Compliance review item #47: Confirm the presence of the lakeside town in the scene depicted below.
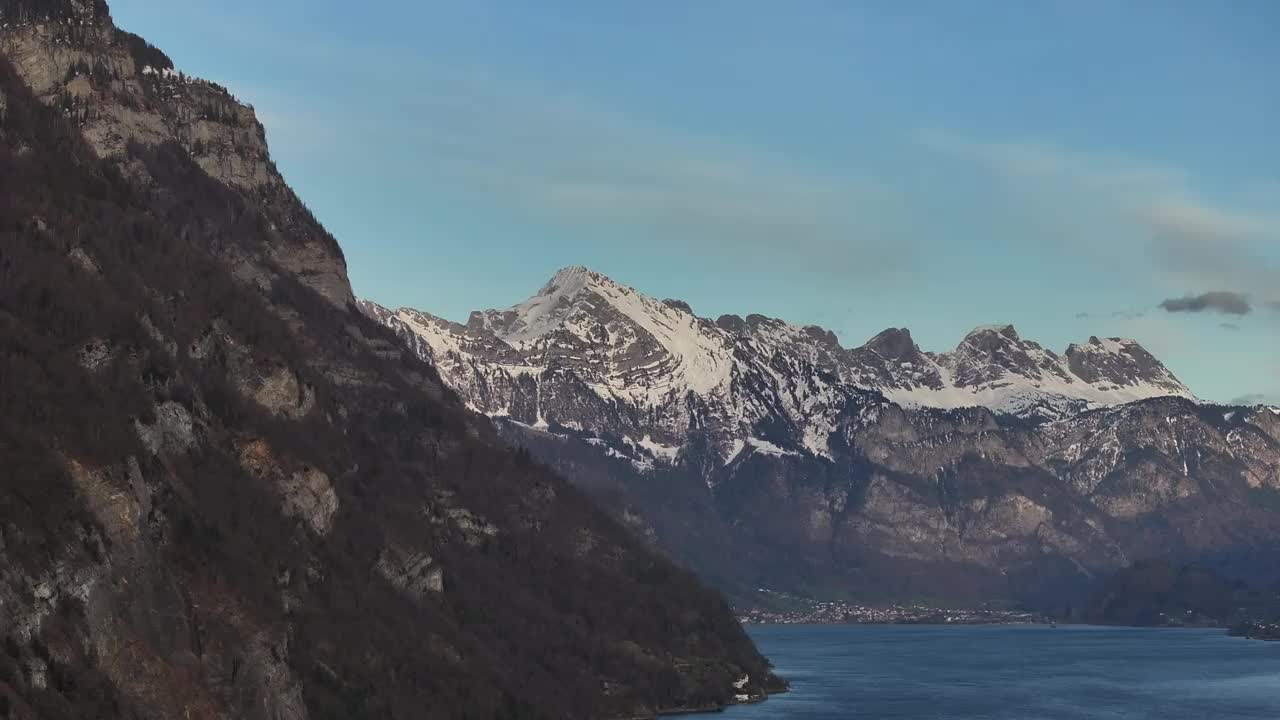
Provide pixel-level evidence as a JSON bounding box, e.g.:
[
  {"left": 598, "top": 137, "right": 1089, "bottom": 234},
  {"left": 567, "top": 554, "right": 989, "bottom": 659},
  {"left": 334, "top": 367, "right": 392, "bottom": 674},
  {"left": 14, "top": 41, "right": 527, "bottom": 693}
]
[{"left": 737, "top": 590, "right": 1047, "bottom": 626}]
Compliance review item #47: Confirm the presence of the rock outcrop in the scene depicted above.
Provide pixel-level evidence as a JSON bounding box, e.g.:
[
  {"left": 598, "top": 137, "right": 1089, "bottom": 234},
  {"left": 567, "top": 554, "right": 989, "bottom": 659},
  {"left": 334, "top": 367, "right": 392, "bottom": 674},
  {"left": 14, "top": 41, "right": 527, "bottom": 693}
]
[{"left": 0, "top": 0, "right": 353, "bottom": 308}]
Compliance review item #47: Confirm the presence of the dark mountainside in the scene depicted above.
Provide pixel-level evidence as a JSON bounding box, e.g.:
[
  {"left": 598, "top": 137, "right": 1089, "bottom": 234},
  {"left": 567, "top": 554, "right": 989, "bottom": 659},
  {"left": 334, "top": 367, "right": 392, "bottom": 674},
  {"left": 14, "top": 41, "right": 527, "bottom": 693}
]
[
  {"left": 1086, "top": 560, "right": 1280, "bottom": 629},
  {"left": 0, "top": 4, "right": 780, "bottom": 719},
  {"left": 362, "top": 267, "right": 1280, "bottom": 616}
]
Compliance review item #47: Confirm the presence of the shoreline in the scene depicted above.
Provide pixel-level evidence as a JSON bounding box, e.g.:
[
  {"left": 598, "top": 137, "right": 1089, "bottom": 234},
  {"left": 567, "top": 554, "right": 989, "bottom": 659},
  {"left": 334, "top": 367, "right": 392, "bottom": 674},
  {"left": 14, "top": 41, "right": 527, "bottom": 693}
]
[
  {"left": 741, "top": 620, "right": 1280, "bottom": 643},
  {"left": 651, "top": 686, "right": 787, "bottom": 719},
  {"left": 742, "top": 620, "right": 1232, "bottom": 630},
  {"left": 741, "top": 618, "right": 1053, "bottom": 627}
]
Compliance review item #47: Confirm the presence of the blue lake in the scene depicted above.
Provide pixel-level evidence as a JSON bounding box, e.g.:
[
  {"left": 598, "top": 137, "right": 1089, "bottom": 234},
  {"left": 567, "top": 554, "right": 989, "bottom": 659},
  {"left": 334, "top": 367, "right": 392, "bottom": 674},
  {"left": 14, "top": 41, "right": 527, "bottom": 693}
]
[{"left": 719, "top": 624, "right": 1280, "bottom": 719}]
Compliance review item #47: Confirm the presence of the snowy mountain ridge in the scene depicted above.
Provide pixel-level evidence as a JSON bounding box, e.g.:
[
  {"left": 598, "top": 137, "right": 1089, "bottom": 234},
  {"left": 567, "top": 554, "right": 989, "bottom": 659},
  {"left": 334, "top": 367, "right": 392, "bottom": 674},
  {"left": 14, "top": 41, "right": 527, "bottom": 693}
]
[{"left": 359, "top": 266, "right": 1196, "bottom": 468}]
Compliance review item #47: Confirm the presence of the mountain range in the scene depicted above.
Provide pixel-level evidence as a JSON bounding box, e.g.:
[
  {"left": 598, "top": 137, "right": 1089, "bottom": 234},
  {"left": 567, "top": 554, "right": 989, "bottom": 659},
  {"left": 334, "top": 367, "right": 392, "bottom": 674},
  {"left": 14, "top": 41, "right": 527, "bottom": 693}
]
[
  {"left": 362, "top": 266, "right": 1280, "bottom": 608},
  {"left": 358, "top": 264, "right": 1204, "bottom": 470}
]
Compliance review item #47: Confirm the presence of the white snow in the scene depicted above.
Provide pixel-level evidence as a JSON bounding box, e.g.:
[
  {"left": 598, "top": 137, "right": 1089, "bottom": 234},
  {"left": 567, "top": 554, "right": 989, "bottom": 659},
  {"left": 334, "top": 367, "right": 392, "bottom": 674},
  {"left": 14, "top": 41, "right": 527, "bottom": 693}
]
[
  {"left": 725, "top": 438, "right": 746, "bottom": 465},
  {"left": 633, "top": 434, "right": 680, "bottom": 461},
  {"left": 881, "top": 332, "right": 1194, "bottom": 417},
  {"left": 395, "top": 310, "right": 461, "bottom": 361},
  {"left": 745, "top": 437, "right": 799, "bottom": 458},
  {"left": 141, "top": 65, "right": 180, "bottom": 80},
  {"left": 885, "top": 373, "right": 1187, "bottom": 417},
  {"left": 586, "top": 438, "right": 649, "bottom": 469}
]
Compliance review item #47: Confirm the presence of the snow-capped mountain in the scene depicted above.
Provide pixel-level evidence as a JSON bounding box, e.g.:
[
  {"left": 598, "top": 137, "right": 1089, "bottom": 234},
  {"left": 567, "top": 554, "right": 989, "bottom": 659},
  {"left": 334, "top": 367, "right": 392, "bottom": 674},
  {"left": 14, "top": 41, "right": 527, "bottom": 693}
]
[
  {"left": 361, "top": 268, "right": 1280, "bottom": 609},
  {"left": 359, "top": 266, "right": 1195, "bottom": 468},
  {"left": 850, "top": 324, "right": 1193, "bottom": 418},
  {"left": 360, "top": 266, "right": 872, "bottom": 466}
]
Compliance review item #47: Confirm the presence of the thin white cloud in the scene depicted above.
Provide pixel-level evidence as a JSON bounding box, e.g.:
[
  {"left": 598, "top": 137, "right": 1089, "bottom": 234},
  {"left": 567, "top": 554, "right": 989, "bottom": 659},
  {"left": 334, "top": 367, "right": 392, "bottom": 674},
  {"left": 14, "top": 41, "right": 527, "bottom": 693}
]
[
  {"left": 1232, "top": 392, "right": 1280, "bottom": 407},
  {"left": 914, "top": 130, "right": 1189, "bottom": 192},
  {"left": 1141, "top": 200, "right": 1261, "bottom": 245},
  {"left": 916, "top": 130, "right": 1280, "bottom": 307},
  {"left": 382, "top": 66, "right": 919, "bottom": 278},
  {"left": 229, "top": 37, "right": 920, "bottom": 282}
]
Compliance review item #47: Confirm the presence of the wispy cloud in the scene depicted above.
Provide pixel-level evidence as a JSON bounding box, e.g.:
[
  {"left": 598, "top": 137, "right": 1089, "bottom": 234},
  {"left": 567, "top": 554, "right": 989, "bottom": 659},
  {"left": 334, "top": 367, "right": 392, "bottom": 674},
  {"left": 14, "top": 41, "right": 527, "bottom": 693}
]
[
  {"left": 241, "top": 43, "right": 917, "bottom": 282},
  {"left": 914, "top": 131, "right": 1189, "bottom": 192},
  {"left": 1231, "top": 392, "right": 1280, "bottom": 407},
  {"left": 1075, "top": 309, "right": 1145, "bottom": 321},
  {"left": 402, "top": 72, "right": 916, "bottom": 278},
  {"left": 916, "top": 131, "right": 1280, "bottom": 309}
]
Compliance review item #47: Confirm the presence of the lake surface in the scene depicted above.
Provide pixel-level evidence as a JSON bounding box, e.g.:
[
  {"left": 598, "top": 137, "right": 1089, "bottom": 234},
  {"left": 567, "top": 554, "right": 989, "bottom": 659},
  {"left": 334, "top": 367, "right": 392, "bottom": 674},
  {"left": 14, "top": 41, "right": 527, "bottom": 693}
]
[{"left": 719, "top": 624, "right": 1280, "bottom": 719}]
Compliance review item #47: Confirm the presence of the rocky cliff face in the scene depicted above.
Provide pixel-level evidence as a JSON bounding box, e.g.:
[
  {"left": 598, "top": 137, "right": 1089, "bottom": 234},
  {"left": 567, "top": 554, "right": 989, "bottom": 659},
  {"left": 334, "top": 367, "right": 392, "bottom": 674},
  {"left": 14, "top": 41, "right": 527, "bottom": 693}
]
[
  {"left": 0, "top": 0, "right": 352, "bottom": 308},
  {"left": 363, "top": 268, "right": 1280, "bottom": 608},
  {"left": 0, "top": 5, "right": 779, "bottom": 719}
]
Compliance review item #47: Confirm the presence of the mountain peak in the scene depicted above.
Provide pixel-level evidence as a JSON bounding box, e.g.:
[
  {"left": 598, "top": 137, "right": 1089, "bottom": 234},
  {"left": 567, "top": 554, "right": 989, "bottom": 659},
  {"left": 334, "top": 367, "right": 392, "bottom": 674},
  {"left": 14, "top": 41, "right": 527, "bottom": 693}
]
[
  {"left": 1063, "top": 336, "right": 1148, "bottom": 360},
  {"left": 1063, "top": 336, "right": 1190, "bottom": 396},
  {"left": 862, "top": 327, "right": 918, "bottom": 360},
  {"left": 539, "top": 265, "right": 607, "bottom": 295},
  {"left": 963, "top": 324, "right": 1020, "bottom": 342},
  {"left": 1075, "top": 335, "right": 1136, "bottom": 351},
  {"left": 460, "top": 266, "right": 738, "bottom": 399},
  {"left": 479, "top": 265, "right": 639, "bottom": 343},
  {"left": 952, "top": 324, "right": 1034, "bottom": 367}
]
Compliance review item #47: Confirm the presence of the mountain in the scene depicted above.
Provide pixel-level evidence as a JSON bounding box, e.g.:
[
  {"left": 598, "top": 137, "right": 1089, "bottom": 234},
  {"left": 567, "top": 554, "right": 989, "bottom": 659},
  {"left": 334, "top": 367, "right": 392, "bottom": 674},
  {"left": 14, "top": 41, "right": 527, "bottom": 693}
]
[
  {"left": 361, "top": 265, "right": 877, "bottom": 466},
  {"left": 362, "top": 268, "right": 1280, "bottom": 609},
  {"left": 1086, "top": 560, "right": 1280, "bottom": 629},
  {"left": 861, "top": 325, "right": 1193, "bottom": 419},
  {"left": 360, "top": 265, "right": 1196, "bottom": 465},
  {"left": 0, "top": 6, "right": 780, "bottom": 719}
]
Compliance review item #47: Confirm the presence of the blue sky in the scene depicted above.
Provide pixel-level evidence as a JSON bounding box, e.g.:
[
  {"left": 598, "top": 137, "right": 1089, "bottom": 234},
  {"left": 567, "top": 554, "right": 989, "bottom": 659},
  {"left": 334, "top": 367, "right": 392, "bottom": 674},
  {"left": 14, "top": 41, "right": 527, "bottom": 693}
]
[{"left": 112, "top": 0, "right": 1280, "bottom": 404}]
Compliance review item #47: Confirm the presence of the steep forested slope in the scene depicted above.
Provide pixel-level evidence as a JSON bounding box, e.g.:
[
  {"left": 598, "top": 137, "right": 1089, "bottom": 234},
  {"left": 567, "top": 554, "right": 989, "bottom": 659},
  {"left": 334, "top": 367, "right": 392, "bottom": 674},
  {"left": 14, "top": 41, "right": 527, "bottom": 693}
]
[{"left": 0, "top": 21, "right": 777, "bottom": 720}]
